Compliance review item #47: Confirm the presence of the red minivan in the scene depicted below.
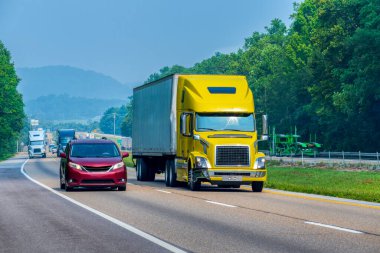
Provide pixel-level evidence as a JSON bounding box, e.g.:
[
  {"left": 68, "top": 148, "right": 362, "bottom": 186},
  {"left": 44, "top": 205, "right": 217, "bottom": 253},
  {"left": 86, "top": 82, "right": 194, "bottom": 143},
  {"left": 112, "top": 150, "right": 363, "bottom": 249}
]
[{"left": 59, "top": 139, "right": 129, "bottom": 191}]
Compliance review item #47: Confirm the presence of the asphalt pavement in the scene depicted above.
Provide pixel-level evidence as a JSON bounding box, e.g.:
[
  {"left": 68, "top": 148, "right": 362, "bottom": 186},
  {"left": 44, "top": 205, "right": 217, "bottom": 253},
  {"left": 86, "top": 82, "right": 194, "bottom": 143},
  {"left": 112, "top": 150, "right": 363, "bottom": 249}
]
[{"left": 1, "top": 153, "right": 380, "bottom": 253}]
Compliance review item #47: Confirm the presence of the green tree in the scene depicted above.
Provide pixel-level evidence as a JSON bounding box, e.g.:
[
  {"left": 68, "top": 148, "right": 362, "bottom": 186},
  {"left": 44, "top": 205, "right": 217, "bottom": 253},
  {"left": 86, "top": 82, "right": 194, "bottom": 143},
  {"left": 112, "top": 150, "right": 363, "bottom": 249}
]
[
  {"left": 0, "top": 41, "right": 25, "bottom": 159},
  {"left": 99, "top": 105, "right": 127, "bottom": 135},
  {"left": 121, "top": 97, "right": 133, "bottom": 137}
]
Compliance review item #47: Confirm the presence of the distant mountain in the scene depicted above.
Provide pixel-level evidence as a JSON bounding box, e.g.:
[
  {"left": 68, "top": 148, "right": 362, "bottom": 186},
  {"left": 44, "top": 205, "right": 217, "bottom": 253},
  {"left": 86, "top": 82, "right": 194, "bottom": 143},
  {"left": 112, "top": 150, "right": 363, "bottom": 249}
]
[
  {"left": 25, "top": 94, "right": 126, "bottom": 121},
  {"left": 17, "top": 65, "right": 134, "bottom": 101}
]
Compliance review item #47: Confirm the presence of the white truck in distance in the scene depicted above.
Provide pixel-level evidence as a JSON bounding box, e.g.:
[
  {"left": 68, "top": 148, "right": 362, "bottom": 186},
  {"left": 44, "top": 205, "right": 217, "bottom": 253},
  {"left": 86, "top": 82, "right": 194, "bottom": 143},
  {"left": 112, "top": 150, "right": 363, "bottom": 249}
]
[{"left": 28, "top": 130, "right": 46, "bottom": 158}]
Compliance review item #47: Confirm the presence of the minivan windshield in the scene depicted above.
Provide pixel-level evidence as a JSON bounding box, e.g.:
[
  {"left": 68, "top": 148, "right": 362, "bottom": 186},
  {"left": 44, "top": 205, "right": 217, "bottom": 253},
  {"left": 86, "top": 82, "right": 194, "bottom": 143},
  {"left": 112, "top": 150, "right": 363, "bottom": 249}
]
[
  {"left": 70, "top": 143, "right": 120, "bottom": 158},
  {"left": 196, "top": 113, "right": 255, "bottom": 132}
]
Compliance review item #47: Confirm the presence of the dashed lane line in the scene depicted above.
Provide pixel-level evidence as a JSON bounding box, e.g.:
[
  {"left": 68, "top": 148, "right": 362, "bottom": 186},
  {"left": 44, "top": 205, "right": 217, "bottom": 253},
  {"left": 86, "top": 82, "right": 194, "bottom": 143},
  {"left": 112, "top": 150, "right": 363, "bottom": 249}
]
[
  {"left": 156, "top": 190, "right": 172, "bottom": 194},
  {"left": 205, "top": 201, "right": 237, "bottom": 208},
  {"left": 305, "top": 221, "right": 364, "bottom": 234}
]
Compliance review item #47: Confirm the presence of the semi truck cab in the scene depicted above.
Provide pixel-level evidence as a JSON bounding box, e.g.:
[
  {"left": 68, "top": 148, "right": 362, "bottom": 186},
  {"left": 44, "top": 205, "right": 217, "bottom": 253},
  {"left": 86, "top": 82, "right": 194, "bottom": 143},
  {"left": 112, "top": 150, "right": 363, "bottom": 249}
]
[{"left": 174, "top": 75, "right": 266, "bottom": 191}]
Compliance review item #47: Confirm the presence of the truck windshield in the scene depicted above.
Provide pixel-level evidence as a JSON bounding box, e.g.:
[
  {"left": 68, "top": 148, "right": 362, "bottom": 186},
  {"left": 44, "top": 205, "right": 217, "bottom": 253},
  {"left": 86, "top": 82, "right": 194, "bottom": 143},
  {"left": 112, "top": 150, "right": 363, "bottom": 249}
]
[
  {"left": 71, "top": 143, "right": 120, "bottom": 158},
  {"left": 30, "top": 141, "right": 44, "bottom": 145},
  {"left": 196, "top": 113, "right": 255, "bottom": 132}
]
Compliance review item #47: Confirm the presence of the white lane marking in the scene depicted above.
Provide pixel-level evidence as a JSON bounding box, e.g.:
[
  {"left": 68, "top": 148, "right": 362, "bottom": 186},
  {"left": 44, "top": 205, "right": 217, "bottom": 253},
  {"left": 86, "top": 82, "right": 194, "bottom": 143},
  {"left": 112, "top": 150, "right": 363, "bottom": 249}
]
[
  {"left": 305, "top": 221, "right": 363, "bottom": 234},
  {"left": 205, "top": 201, "right": 237, "bottom": 208},
  {"left": 21, "top": 160, "right": 187, "bottom": 253},
  {"left": 127, "top": 183, "right": 135, "bottom": 185},
  {"left": 156, "top": 189, "right": 172, "bottom": 194}
]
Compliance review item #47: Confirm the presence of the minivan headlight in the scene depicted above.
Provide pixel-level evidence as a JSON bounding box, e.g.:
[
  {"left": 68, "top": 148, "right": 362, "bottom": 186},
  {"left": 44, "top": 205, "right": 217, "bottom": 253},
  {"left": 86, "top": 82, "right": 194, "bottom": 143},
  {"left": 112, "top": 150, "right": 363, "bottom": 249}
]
[
  {"left": 253, "top": 157, "right": 266, "bottom": 169},
  {"left": 68, "top": 162, "right": 82, "bottom": 170},
  {"left": 111, "top": 162, "right": 124, "bottom": 170}
]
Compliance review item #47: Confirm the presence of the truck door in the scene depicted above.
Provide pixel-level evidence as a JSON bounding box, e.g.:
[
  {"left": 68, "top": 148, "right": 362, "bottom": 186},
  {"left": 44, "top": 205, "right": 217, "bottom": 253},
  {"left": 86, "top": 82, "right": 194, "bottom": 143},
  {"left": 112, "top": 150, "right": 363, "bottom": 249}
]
[{"left": 179, "top": 112, "right": 194, "bottom": 159}]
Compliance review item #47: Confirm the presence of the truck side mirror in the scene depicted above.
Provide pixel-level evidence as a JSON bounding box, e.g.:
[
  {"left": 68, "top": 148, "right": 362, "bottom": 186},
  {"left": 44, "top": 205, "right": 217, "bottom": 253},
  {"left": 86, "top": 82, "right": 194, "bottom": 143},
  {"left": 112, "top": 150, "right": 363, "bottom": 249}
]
[
  {"left": 180, "top": 113, "right": 193, "bottom": 137},
  {"left": 261, "top": 114, "right": 269, "bottom": 141}
]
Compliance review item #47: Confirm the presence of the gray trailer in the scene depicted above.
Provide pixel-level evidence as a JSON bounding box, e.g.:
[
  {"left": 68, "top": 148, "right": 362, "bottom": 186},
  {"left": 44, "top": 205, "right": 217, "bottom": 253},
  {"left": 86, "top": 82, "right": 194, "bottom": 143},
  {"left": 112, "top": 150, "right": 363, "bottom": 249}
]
[{"left": 132, "top": 75, "right": 178, "bottom": 180}]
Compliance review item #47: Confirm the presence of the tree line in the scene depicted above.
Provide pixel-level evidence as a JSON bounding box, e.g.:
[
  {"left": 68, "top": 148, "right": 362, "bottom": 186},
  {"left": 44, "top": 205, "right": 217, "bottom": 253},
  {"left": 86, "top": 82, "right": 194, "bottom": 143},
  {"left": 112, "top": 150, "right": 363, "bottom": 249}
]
[{"left": 0, "top": 41, "right": 25, "bottom": 159}]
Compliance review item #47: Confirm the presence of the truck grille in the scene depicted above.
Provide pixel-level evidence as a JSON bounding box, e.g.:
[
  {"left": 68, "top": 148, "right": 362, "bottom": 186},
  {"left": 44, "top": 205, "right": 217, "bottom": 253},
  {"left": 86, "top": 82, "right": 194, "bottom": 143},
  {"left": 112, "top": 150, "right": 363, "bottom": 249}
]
[
  {"left": 33, "top": 148, "right": 41, "bottom": 153},
  {"left": 215, "top": 146, "right": 250, "bottom": 166}
]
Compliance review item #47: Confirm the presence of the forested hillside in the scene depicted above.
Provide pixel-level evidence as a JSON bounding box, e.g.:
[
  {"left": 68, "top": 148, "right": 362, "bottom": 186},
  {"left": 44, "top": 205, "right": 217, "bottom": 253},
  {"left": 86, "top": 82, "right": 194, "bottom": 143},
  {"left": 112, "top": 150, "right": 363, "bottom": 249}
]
[
  {"left": 141, "top": 0, "right": 380, "bottom": 152},
  {"left": 0, "top": 41, "right": 25, "bottom": 159},
  {"left": 17, "top": 66, "right": 132, "bottom": 101},
  {"left": 25, "top": 94, "right": 126, "bottom": 121}
]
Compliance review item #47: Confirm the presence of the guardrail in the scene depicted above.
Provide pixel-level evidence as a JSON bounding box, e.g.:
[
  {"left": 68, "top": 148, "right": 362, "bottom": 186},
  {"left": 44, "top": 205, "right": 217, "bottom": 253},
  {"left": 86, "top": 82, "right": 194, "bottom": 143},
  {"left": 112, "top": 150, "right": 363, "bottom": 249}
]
[{"left": 261, "top": 150, "right": 380, "bottom": 169}]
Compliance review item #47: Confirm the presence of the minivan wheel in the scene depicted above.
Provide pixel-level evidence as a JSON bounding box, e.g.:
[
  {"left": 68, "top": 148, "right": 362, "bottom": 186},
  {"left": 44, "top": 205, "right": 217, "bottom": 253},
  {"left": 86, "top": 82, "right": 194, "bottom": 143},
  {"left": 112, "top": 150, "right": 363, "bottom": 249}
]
[
  {"left": 118, "top": 185, "right": 126, "bottom": 191},
  {"left": 65, "top": 180, "right": 73, "bottom": 192},
  {"left": 59, "top": 169, "right": 65, "bottom": 189}
]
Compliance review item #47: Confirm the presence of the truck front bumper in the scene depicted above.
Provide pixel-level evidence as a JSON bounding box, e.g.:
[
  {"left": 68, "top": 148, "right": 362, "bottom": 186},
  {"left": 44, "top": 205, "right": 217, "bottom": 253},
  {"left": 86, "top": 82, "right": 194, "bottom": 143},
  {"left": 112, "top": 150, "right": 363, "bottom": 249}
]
[{"left": 195, "top": 168, "right": 267, "bottom": 185}]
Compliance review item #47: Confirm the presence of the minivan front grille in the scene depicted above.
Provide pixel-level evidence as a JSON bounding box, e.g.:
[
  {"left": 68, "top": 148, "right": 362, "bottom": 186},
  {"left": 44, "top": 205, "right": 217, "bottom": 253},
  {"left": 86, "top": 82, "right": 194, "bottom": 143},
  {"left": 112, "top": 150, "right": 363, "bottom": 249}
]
[
  {"left": 83, "top": 166, "right": 111, "bottom": 172},
  {"left": 215, "top": 146, "right": 250, "bottom": 166}
]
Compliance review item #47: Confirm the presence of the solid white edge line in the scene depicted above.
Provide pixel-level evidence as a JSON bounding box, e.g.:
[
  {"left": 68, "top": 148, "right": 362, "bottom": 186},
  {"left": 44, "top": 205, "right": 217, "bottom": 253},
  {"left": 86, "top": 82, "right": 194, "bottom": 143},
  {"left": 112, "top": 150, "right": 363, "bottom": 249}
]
[
  {"left": 305, "top": 221, "right": 363, "bottom": 234},
  {"left": 20, "top": 159, "right": 187, "bottom": 253},
  {"left": 156, "top": 190, "right": 172, "bottom": 194},
  {"left": 205, "top": 200, "right": 237, "bottom": 208}
]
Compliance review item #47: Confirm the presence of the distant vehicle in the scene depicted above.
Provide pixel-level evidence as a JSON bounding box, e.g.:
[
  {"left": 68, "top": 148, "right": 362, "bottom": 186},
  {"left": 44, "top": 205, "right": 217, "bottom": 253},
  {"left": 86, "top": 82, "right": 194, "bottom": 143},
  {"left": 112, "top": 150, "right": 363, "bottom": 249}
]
[
  {"left": 28, "top": 130, "right": 46, "bottom": 158},
  {"left": 59, "top": 139, "right": 129, "bottom": 191},
  {"left": 49, "top": 144, "right": 58, "bottom": 154},
  {"left": 49, "top": 144, "right": 57, "bottom": 152},
  {"left": 132, "top": 74, "right": 267, "bottom": 192},
  {"left": 56, "top": 129, "right": 75, "bottom": 157}
]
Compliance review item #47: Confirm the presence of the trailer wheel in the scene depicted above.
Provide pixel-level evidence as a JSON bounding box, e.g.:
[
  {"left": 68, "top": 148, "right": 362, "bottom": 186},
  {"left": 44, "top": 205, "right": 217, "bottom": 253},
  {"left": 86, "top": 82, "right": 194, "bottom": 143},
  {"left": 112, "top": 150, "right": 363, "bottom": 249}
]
[
  {"left": 252, "top": 181, "right": 263, "bottom": 192},
  {"left": 188, "top": 167, "right": 201, "bottom": 191},
  {"left": 165, "top": 159, "right": 177, "bottom": 187},
  {"left": 137, "top": 158, "right": 154, "bottom": 181}
]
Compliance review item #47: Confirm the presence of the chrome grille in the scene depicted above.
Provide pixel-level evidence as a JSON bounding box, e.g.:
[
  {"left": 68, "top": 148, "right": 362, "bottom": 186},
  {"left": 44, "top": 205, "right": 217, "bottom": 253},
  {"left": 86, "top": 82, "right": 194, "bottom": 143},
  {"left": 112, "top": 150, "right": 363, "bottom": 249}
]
[{"left": 215, "top": 146, "right": 250, "bottom": 166}]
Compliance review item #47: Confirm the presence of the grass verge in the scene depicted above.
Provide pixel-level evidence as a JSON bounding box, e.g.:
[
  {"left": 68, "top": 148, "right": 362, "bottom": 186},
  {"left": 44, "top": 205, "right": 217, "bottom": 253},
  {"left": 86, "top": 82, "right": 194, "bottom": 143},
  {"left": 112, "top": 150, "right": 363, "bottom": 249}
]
[
  {"left": 266, "top": 166, "right": 380, "bottom": 203},
  {"left": 123, "top": 155, "right": 135, "bottom": 168}
]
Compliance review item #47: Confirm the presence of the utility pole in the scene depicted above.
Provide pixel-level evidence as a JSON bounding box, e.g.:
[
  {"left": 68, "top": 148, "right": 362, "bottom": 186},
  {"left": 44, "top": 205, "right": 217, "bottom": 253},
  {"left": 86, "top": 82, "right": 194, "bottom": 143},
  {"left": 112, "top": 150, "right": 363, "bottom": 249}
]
[{"left": 113, "top": 113, "right": 116, "bottom": 136}]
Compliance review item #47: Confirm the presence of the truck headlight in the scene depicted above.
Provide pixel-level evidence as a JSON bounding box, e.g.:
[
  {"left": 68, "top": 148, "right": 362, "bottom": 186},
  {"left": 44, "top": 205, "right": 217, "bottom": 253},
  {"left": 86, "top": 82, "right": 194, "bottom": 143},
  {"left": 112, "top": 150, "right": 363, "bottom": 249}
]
[
  {"left": 111, "top": 162, "right": 124, "bottom": 170},
  {"left": 68, "top": 162, "right": 82, "bottom": 170},
  {"left": 195, "top": 156, "right": 211, "bottom": 169},
  {"left": 254, "top": 157, "right": 266, "bottom": 169}
]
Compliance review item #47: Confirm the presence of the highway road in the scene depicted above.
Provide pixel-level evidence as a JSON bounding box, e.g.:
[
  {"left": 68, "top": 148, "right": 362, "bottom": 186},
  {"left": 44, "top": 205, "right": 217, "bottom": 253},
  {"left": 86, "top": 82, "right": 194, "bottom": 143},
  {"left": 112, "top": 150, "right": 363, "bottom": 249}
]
[{"left": 1, "top": 153, "right": 380, "bottom": 253}]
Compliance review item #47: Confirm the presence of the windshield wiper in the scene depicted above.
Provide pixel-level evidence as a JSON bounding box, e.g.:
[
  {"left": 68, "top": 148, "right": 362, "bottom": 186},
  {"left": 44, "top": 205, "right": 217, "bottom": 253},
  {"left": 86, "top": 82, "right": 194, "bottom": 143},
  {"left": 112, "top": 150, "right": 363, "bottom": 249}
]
[
  {"left": 197, "top": 128, "right": 217, "bottom": 131},
  {"left": 223, "top": 129, "right": 242, "bottom": 132}
]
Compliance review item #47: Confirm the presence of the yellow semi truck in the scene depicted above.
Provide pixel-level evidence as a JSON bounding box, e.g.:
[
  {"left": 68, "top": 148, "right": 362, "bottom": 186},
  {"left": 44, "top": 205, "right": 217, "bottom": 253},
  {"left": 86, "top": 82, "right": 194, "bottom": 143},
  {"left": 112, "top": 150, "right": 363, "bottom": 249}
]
[{"left": 132, "top": 74, "right": 267, "bottom": 191}]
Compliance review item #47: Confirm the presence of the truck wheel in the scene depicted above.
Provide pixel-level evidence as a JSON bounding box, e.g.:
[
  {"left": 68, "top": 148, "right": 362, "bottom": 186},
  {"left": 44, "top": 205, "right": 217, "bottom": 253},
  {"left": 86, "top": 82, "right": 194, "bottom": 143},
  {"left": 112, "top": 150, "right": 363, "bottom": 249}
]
[
  {"left": 252, "top": 181, "right": 263, "bottom": 192},
  {"left": 165, "top": 159, "right": 177, "bottom": 187},
  {"left": 188, "top": 168, "right": 201, "bottom": 191}
]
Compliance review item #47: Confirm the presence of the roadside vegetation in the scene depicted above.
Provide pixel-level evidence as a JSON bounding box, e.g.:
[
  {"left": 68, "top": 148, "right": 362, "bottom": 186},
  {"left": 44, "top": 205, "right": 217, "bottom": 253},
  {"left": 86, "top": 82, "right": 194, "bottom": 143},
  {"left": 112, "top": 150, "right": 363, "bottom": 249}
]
[
  {"left": 123, "top": 155, "right": 135, "bottom": 168},
  {"left": 266, "top": 163, "right": 380, "bottom": 203},
  {"left": 0, "top": 41, "right": 25, "bottom": 161}
]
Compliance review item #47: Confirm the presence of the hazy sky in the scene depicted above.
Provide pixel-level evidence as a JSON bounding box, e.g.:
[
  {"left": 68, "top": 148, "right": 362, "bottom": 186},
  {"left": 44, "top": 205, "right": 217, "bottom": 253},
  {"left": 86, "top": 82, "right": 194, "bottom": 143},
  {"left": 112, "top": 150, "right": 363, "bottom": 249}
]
[{"left": 0, "top": 0, "right": 298, "bottom": 84}]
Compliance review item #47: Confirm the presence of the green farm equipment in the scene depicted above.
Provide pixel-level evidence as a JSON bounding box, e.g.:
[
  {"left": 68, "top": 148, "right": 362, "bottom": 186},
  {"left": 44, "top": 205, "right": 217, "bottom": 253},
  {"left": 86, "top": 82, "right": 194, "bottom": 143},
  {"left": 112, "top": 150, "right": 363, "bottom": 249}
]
[{"left": 269, "top": 127, "right": 322, "bottom": 156}]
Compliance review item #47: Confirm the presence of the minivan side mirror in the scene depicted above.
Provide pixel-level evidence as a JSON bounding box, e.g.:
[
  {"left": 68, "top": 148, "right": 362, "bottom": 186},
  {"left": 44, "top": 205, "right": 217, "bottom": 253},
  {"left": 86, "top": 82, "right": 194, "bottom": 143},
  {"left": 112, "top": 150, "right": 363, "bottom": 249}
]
[
  {"left": 122, "top": 152, "right": 129, "bottom": 158},
  {"left": 59, "top": 152, "right": 67, "bottom": 158}
]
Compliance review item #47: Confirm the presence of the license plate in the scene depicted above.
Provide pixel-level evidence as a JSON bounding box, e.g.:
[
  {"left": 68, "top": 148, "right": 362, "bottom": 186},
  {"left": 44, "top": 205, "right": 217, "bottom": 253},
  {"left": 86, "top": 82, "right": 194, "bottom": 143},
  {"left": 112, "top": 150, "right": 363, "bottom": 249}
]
[{"left": 222, "top": 176, "right": 242, "bottom": 182}]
